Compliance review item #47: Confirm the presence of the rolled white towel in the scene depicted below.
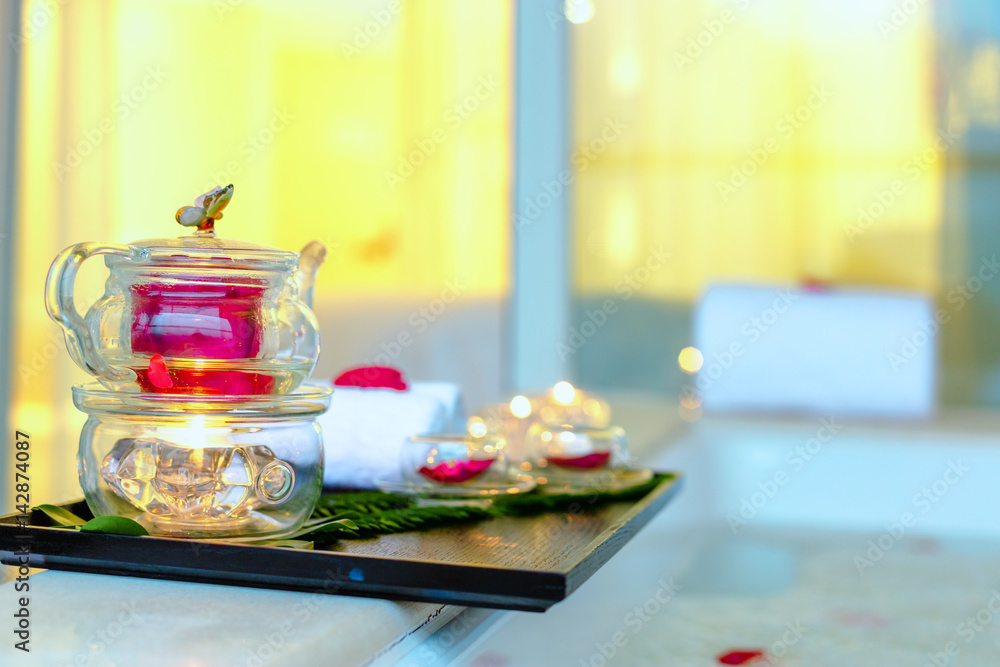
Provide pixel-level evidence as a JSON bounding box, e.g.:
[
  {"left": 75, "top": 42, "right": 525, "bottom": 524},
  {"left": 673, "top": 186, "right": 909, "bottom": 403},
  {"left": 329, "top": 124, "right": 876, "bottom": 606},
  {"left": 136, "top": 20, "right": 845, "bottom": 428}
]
[
  {"left": 694, "top": 285, "right": 936, "bottom": 418},
  {"left": 318, "top": 381, "right": 466, "bottom": 488}
]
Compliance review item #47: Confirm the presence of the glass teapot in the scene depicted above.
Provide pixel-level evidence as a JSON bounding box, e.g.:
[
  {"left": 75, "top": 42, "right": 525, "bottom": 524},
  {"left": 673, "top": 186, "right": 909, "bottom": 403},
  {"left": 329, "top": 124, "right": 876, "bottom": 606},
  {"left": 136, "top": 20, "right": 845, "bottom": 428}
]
[{"left": 45, "top": 185, "right": 326, "bottom": 395}]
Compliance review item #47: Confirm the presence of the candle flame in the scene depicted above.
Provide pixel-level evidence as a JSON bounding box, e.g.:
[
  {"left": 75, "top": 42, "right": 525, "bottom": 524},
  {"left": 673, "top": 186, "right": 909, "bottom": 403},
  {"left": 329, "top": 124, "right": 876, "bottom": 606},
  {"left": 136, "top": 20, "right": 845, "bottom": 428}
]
[
  {"left": 678, "top": 347, "right": 704, "bottom": 374},
  {"left": 510, "top": 395, "right": 532, "bottom": 419},
  {"left": 553, "top": 381, "right": 576, "bottom": 405},
  {"left": 468, "top": 417, "right": 488, "bottom": 438}
]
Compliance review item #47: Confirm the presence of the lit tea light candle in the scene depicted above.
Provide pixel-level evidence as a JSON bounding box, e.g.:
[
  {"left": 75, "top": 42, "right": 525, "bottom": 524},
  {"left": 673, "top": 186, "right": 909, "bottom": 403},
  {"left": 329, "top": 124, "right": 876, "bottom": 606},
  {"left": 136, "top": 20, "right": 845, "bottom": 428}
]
[
  {"left": 469, "top": 383, "right": 611, "bottom": 467},
  {"left": 509, "top": 394, "right": 532, "bottom": 419},
  {"left": 552, "top": 380, "right": 576, "bottom": 404},
  {"left": 467, "top": 394, "right": 536, "bottom": 463},
  {"left": 536, "top": 381, "right": 611, "bottom": 429}
]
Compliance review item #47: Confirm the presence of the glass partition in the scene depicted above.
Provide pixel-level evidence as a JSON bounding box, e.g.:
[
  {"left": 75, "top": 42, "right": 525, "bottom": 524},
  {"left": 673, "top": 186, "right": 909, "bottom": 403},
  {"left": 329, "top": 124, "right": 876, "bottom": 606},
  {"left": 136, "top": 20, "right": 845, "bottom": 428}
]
[{"left": 568, "top": 0, "right": 1000, "bottom": 409}]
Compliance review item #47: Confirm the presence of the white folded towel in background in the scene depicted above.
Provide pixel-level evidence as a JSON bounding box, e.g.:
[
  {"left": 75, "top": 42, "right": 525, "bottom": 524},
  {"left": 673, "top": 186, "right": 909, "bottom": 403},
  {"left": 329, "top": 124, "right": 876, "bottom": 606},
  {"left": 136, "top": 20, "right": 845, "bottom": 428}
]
[
  {"left": 694, "top": 285, "right": 936, "bottom": 418},
  {"left": 319, "top": 381, "right": 466, "bottom": 488}
]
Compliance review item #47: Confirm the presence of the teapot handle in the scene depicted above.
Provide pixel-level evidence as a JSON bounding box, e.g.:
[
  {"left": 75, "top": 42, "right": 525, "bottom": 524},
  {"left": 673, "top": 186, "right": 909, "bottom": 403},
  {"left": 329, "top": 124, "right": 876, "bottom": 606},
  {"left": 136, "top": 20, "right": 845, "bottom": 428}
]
[
  {"left": 295, "top": 240, "right": 326, "bottom": 309},
  {"left": 44, "top": 242, "right": 149, "bottom": 384}
]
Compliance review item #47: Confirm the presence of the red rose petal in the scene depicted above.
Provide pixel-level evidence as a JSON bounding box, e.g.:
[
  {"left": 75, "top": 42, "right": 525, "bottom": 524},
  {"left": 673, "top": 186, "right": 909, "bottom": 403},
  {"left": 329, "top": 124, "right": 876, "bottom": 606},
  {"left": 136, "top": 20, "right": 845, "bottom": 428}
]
[
  {"left": 717, "top": 650, "right": 766, "bottom": 665},
  {"left": 147, "top": 354, "right": 174, "bottom": 389},
  {"left": 547, "top": 451, "right": 612, "bottom": 469},
  {"left": 334, "top": 366, "right": 408, "bottom": 391},
  {"left": 419, "top": 459, "right": 495, "bottom": 484},
  {"left": 801, "top": 278, "right": 828, "bottom": 292}
]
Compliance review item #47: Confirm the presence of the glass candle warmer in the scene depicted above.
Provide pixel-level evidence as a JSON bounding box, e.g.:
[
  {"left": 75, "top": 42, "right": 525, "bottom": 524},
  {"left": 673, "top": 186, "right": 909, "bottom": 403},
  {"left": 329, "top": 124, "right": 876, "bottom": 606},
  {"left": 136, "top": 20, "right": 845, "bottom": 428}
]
[
  {"left": 466, "top": 396, "right": 535, "bottom": 465},
  {"left": 74, "top": 383, "right": 331, "bottom": 539},
  {"left": 402, "top": 434, "right": 508, "bottom": 487},
  {"left": 469, "top": 382, "right": 612, "bottom": 468}
]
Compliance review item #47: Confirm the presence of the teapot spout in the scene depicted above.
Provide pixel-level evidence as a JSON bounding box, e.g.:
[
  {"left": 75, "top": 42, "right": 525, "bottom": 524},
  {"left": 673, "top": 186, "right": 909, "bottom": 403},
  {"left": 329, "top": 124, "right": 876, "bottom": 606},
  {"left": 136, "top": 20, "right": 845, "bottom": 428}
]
[{"left": 295, "top": 240, "right": 327, "bottom": 309}]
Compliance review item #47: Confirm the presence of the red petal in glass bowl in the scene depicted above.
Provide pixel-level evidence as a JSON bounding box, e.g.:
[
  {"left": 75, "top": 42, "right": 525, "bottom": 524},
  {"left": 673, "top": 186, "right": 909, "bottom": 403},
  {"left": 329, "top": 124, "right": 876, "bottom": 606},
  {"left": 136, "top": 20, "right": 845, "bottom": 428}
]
[
  {"left": 419, "top": 459, "right": 495, "bottom": 484},
  {"left": 334, "top": 366, "right": 408, "bottom": 391},
  {"left": 717, "top": 650, "right": 766, "bottom": 665},
  {"left": 547, "top": 451, "right": 612, "bottom": 470}
]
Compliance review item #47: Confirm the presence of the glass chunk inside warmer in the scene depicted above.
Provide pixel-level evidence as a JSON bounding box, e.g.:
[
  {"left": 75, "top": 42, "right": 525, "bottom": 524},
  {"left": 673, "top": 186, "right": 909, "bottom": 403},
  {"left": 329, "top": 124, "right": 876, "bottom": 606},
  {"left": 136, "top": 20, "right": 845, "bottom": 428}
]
[{"left": 100, "top": 437, "right": 295, "bottom": 524}]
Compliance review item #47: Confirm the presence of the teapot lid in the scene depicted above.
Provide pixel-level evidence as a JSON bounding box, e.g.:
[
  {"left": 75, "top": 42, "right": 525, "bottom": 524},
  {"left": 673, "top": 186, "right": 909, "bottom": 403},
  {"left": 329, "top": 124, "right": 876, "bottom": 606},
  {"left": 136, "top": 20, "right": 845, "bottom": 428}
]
[{"left": 111, "top": 185, "right": 299, "bottom": 271}]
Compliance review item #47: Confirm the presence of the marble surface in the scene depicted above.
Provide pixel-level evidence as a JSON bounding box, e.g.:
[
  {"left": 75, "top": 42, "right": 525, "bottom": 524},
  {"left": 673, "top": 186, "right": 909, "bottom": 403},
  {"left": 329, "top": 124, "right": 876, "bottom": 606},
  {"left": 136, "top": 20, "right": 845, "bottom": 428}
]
[
  {"left": 0, "top": 564, "right": 460, "bottom": 667},
  {"left": 454, "top": 521, "right": 1000, "bottom": 666},
  {"left": 448, "top": 410, "right": 1000, "bottom": 666},
  {"left": 0, "top": 393, "right": 681, "bottom": 667},
  {"left": 9, "top": 400, "right": 1000, "bottom": 666}
]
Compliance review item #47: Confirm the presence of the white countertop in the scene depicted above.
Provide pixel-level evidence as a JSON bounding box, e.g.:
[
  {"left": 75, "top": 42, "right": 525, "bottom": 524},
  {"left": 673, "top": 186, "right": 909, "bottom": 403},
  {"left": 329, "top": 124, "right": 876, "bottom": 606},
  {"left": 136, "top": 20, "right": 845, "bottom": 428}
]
[
  {"left": 7, "top": 397, "right": 1000, "bottom": 667},
  {"left": 0, "top": 564, "right": 468, "bottom": 667},
  {"left": 0, "top": 393, "right": 683, "bottom": 667}
]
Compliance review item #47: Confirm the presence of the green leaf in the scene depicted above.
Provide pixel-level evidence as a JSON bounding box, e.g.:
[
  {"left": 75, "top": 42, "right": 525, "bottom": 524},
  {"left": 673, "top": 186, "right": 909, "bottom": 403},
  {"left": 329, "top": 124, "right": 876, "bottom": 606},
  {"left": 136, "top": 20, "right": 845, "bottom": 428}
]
[
  {"left": 257, "top": 539, "right": 314, "bottom": 550},
  {"left": 491, "top": 473, "right": 671, "bottom": 517},
  {"left": 79, "top": 515, "right": 149, "bottom": 536},
  {"left": 313, "top": 490, "right": 412, "bottom": 516},
  {"left": 25, "top": 476, "right": 667, "bottom": 546},
  {"left": 291, "top": 517, "right": 360, "bottom": 539},
  {"left": 33, "top": 504, "right": 87, "bottom": 527}
]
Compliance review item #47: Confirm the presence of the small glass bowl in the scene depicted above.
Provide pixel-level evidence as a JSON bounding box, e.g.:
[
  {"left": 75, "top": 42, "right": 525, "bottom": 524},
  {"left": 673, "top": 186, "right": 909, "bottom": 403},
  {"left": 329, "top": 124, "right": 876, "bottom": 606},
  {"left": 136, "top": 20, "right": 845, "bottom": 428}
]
[
  {"left": 402, "top": 433, "right": 508, "bottom": 486},
  {"left": 466, "top": 400, "right": 534, "bottom": 464},
  {"left": 375, "top": 433, "right": 535, "bottom": 498},
  {"left": 525, "top": 423, "right": 652, "bottom": 491}
]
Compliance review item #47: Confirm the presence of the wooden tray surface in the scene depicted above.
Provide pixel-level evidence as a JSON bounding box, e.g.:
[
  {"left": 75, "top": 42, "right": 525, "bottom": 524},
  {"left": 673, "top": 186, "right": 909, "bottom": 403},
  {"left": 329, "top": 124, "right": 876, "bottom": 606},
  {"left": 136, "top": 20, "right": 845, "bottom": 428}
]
[{"left": 0, "top": 474, "right": 681, "bottom": 612}]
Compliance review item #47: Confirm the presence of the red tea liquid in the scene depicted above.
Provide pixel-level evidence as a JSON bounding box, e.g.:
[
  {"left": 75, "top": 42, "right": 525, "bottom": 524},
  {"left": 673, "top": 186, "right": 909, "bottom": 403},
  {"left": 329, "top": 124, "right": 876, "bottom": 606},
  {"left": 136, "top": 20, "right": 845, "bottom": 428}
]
[{"left": 130, "top": 279, "right": 274, "bottom": 394}]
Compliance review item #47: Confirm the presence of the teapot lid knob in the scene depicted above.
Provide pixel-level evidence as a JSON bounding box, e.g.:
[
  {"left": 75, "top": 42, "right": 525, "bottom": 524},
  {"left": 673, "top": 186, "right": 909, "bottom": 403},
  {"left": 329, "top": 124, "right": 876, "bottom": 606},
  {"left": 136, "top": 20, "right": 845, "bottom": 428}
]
[{"left": 175, "top": 184, "right": 234, "bottom": 236}]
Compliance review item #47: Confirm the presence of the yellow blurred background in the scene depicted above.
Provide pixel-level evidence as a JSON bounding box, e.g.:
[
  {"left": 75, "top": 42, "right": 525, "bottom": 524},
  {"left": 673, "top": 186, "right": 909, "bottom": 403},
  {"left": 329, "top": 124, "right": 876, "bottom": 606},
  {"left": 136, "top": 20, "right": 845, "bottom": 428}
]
[
  {"left": 5, "top": 0, "right": 1000, "bottom": 508},
  {"left": 572, "top": 0, "right": 943, "bottom": 297},
  {"left": 10, "top": 0, "right": 511, "bottom": 506}
]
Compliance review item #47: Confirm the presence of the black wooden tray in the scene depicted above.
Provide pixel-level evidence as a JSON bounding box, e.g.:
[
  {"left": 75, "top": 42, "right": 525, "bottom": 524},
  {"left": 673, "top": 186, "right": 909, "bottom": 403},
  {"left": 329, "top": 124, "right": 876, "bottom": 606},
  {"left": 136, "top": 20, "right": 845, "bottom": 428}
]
[{"left": 0, "top": 473, "right": 681, "bottom": 612}]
